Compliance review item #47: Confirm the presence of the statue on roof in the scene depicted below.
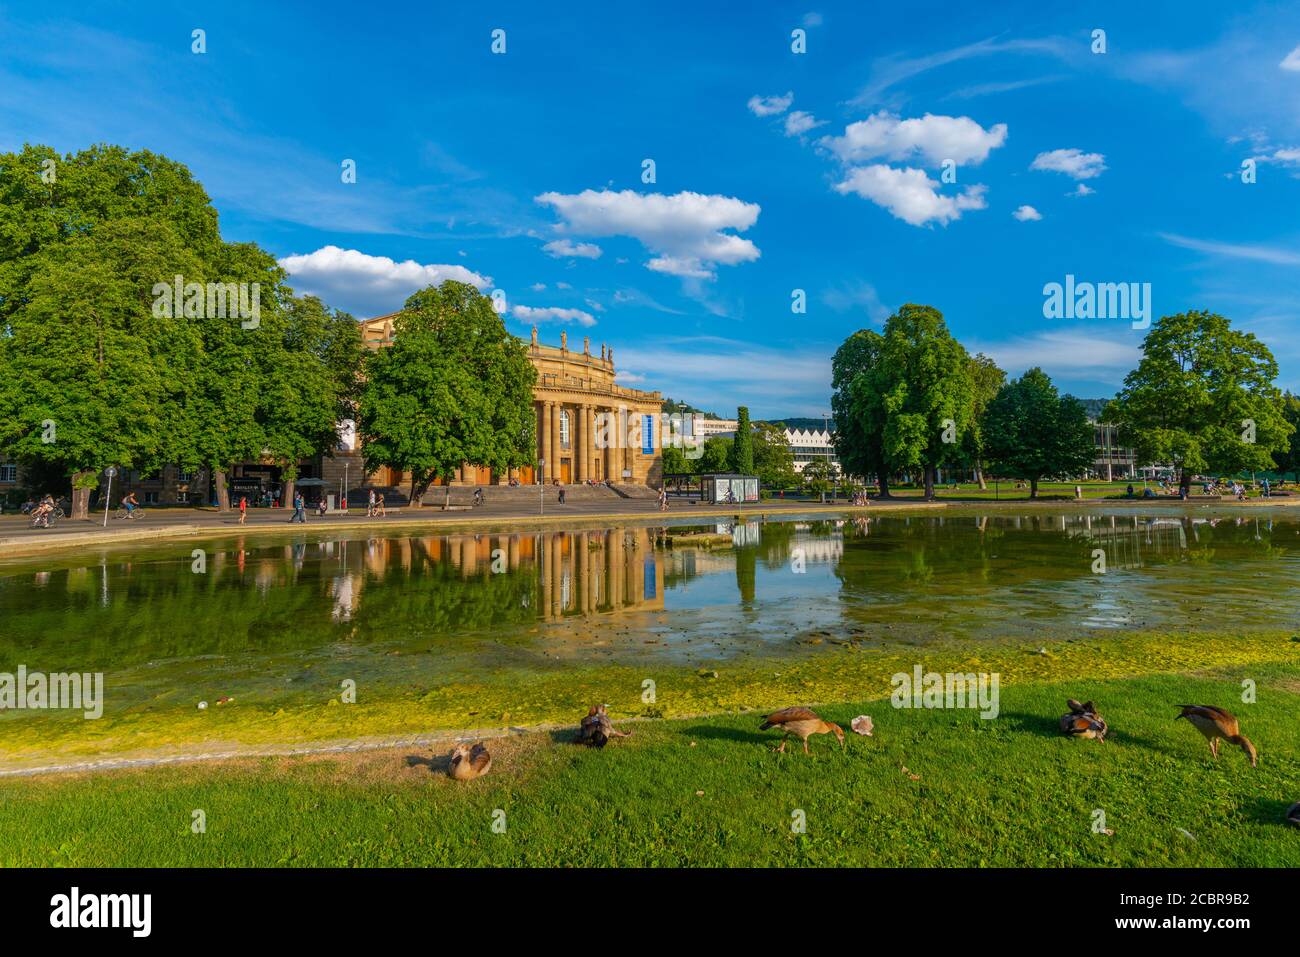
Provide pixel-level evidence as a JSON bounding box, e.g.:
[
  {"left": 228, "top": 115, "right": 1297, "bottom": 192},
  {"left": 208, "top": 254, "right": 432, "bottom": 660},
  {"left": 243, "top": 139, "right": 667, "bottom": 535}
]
[
  {"left": 560, "top": 330, "right": 568, "bottom": 350},
  {"left": 583, "top": 335, "right": 590, "bottom": 355},
  {"left": 531, "top": 326, "right": 538, "bottom": 347}
]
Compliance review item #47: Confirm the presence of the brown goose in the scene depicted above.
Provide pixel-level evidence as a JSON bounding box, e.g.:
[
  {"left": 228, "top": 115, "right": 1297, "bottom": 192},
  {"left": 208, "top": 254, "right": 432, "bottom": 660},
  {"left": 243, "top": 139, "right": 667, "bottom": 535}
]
[
  {"left": 1175, "top": 705, "right": 1257, "bottom": 767},
  {"left": 760, "top": 706, "right": 845, "bottom": 754},
  {"left": 1060, "top": 698, "right": 1108, "bottom": 740},
  {"left": 448, "top": 742, "right": 492, "bottom": 781}
]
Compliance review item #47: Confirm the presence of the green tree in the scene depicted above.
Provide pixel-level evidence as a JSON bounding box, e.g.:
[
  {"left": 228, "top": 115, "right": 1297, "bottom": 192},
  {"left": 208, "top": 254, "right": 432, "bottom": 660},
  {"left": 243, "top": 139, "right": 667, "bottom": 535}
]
[
  {"left": 752, "top": 421, "right": 797, "bottom": 488},
  {"left": 729, "top": 406, "right": 754, "bottom": 473},
  {"left": 802, "top": 458, "right": 839, "bottom": 502},
  {"left": 1106, "top": 311, "right": 1292, "bottom": 494},
  {"left": 831, "top": 329, "right": 890, "bottom": 494},
  {"left": 357, "top": 281, "right": 536, "bottom": 507},
  {"left": 831, "top": 305, "right": 974, "bottom": 500},
  {"left": 699, "top": 435, "right": 732, "bottom": 473},
  {"left": 1273, "top": 392, "right": 1300, "bottom": 482},
  {"left": 964, "top": 352, "right": 1006, "bottom": 489},
  {"left": 982, "top": 368, "right": 1095, "bottom": 498},
  {"left": 661, "top": 446, "right": 692, "bottom": 475}
]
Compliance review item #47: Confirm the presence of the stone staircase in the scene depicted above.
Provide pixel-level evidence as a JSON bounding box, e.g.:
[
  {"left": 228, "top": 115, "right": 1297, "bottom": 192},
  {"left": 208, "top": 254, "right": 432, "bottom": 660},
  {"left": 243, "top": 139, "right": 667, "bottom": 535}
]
[{"left": 347, "top": 483, "right": 648, "bottom": 508}]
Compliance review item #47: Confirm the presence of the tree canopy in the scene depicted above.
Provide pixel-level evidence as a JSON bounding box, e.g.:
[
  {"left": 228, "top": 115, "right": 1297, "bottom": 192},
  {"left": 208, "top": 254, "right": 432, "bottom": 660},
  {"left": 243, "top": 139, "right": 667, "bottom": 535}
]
[
  {"left": 982, "top": 367, "right": 1095, "bottom": 497},
  {"left": 1106, "top": 311, "right": 1292, "bottom": 491},
  {"left": 357, "top": 281, "right": 536, "bottom": 506}
]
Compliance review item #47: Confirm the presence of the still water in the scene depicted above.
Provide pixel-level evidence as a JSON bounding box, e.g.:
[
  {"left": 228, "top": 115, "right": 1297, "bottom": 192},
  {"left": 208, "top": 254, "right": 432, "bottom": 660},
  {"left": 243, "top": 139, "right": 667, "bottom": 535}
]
[{"left": 0, "top": 509, "right": 1295, "bottom": 712}]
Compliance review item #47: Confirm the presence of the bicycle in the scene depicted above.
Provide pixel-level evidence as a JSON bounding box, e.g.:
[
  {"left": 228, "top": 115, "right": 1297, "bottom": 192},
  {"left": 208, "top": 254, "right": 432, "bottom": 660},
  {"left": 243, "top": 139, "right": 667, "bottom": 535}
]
[
  {"left": 114, "top": 506, "right": 145, "bottom": 520},
  {"left": 29, "top": 508, "right": 59, "bottom": 528}
]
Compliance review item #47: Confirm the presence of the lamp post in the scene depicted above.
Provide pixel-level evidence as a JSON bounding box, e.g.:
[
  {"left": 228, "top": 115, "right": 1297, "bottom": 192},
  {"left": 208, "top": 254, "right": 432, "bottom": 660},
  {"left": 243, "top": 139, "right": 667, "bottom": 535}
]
[
  {"left": 538, "top": 458, "right": 545, "bottom": 516},
  {"left": 102, "top": 466, "right": 117, "bottom": 527},
  {"left": 341, "top": 461, "right": 349, "bottom": 514}
]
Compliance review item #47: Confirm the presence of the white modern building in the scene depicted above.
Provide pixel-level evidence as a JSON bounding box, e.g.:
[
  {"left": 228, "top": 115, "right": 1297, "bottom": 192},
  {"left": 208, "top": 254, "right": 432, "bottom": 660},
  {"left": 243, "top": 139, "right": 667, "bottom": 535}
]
[
  {"left": 785, "top": 428, "right": 840, "bottom": 474},
  {"left": 695, "top": 418, "right": 739, "bottom": 437}
]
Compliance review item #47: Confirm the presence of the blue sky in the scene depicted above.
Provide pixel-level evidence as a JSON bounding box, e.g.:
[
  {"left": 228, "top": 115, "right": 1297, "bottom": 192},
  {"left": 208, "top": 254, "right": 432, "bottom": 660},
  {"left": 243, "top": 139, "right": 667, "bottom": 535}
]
[{"left": 3, "top": 1, "right": 1300, "bottom": 418}]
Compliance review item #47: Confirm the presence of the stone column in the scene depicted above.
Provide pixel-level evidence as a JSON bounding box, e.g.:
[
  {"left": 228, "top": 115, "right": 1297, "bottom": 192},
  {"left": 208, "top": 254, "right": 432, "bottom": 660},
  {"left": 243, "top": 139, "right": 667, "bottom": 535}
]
[
  {"left": 583, "top": 405, "right": 595, "bottom": 484},
  {"left": 551, "top": 404, "right": 562, "bottom": 484},
  {"left": 541, "top": 402, "right": 553, "bottom": 483}
]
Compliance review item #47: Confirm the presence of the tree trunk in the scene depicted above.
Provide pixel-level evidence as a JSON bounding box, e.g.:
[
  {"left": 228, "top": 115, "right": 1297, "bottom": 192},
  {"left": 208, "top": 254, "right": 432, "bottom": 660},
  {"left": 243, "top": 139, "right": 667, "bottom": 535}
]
[
  {"left": 975, "top": 462, "right": 987, "bottom": 490},
  {"left": 282, "top": 479, "right": 295, "bottom": 510},
  {"left": 923, "top": 466, "right": 936, "bottom": 500},
  {"left": 1180, "top": 471, "right": 1191, "bottom": 497},
  {"left": 878, "top": 473, "right": 891, "bottom": 498},
  {"left": 71, "top": 471, "right": 95, "bottom": 520},
  {"left": 214, "top": 469, "right": 231, "bottom": 511},
  {"left": 442, "top": 482, "right": 451, "bottom": 510},
  {"left": 1029, "top": 477, "right": 1039, "bottom": 499}
]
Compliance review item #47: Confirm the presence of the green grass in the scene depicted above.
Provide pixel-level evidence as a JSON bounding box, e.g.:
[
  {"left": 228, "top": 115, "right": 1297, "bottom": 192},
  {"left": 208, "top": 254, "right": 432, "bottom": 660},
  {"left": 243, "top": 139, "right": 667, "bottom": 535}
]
[{"left": 2, "top": 671, "right": 1296, "bottom": 866}]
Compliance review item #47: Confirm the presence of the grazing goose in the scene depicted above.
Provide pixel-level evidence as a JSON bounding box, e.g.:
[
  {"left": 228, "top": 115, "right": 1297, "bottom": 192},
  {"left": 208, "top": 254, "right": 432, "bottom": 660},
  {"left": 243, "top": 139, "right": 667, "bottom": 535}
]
[
  {"left": 448, "top": 743, "right": 492, "bottom": 781},
  {"left": 760, "top": 707, "right": 845, "bottom": 754},
  {"left": 1175, "top": 705, "right": 1257, "bottom": 767},
  {"left": 574, "top": 704, "right": 632, "bottom": 748},
  {"left": 1060, "top": 698, "right": 1108, "bottom": 740}
]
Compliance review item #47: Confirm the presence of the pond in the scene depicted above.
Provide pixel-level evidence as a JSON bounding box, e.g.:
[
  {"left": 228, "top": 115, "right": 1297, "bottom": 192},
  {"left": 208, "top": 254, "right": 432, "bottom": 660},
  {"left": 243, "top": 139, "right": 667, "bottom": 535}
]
[{"left": 0, "top": 508, "right": 1296, "bottom": 723}]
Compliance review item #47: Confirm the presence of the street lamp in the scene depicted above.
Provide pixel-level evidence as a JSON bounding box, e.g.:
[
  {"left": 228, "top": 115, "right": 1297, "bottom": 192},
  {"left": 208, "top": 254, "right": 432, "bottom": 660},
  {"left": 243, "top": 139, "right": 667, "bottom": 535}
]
[{"left": 538, "top": 458, "right": 545, "bottom": 516}]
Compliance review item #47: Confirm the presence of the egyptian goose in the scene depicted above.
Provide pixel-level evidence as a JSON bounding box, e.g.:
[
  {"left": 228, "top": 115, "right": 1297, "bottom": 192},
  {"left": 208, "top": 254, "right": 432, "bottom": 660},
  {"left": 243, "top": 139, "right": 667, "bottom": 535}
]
[
  {"left": 1286, "top": 802, "right": 1300, "bottom": 827},
  {"left": 1060, "top": 699, "right": 1108, "bottom": 740},
  {"left": 448, "top": 743, "right": 492, "bottom": 780},
  {"left": 1175, "top": 705, "right": 1257, "bottom": 767},
  {"left": 760, "top": 707, "right": 845, "bottom": 754},
  {"left": 574, "top": 704, "right": 632, "bottom": 748}
]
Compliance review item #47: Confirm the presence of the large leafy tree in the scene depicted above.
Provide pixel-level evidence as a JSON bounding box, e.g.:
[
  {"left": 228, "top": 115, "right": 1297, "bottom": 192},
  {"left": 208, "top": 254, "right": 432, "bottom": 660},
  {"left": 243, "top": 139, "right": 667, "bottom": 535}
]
[
  {"left": 1107, "top": 311, "right": 1292, "bottom": 493},
  {"left": 358, "top": 281, "right": 536, "bottom": 507},
  {"left": 831, "top": 305, "right": 974, "bottom": 499},
  {"left": 982, "top": 367, "right": 1095, "bottom": 497},
  {"left": 0, "top": 144, "right": 221, "bottom": 517},
  {"left": 1273, "top": 392, "right": 1300, "bottom": 482},
  {"left": 698, "top": 435, "right": 732, "bottom": 473},
  {"left": 831, "top": 329, "right": 890, "bottom": 493},
  {"left": 752, "top": 421, "right": 797, "bottom": 488},
  {"left": 964, "top": 352, "right": 1006, "bottom": 489}
]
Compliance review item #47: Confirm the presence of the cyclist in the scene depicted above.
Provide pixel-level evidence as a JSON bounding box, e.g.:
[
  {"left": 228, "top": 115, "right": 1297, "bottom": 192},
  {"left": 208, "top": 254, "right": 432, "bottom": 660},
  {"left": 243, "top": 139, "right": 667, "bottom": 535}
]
[{"left": 122, "top": 491, "right": 140, "bottom": 518}]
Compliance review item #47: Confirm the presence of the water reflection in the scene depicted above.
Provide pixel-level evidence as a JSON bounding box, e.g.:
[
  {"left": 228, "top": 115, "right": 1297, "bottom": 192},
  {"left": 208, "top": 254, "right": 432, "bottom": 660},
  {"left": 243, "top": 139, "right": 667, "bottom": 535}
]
[{"left": 0, "top": 511, "right": 1296, "bottom": 679}]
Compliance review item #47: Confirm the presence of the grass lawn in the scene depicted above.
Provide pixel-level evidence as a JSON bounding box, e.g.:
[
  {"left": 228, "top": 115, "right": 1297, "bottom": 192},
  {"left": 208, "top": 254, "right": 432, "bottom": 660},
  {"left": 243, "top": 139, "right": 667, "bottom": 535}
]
[{"left": 2, "top": 670, "right": 1297, "bottom": 867}]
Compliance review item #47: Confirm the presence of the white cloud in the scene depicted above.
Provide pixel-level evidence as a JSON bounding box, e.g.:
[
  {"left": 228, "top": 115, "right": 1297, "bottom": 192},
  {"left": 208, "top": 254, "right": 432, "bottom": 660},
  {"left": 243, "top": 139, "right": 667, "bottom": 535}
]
[
  {"left": 584, "top": 298, "right": 606, "bottom": 313},
  {"left": 1012, "top": 204, "right": 1042, "bottom": 221},
  {"left": 833, "top": 165, "right": 987, "bottom": 226},
  {"left": 820, "top": 111, "right": 1008, "bottom": 167},
  {"left": 747, "top": 91, "right": 794, "bottom": 116},
  {"left": 279, "top": 245, "right": 490, "bottom": 317},
  {"left": 535, "top": 189, "right": 761, "bottom": 280},
  {"left": 556, "top": 281, "right": 573, "bottom": 289},
  {"left": 784, "top": 110, "right": 826, "bottom": 138},
  {"left": 1160, "top": 233, "right": 1300, "bottom": 265},
  {"left": 1281, "top": 45, "right": 1300, "bottom": 71},
  {"left": 543, "top": 238, "right": 602, "bottom": 259},
  {"left": 1030, "top": 148, "right": 1107, "bottom": 180},
  {"left": 1070, "top": 183, "right": 1095, "bottom": 197},
  {"left": 512, "top": 304, "right": 597, "bottom": 327},
  {"left": 530, "top": 282, "right": 547, "bottom": 291},
  {"left": 974, "top": 330, "right": 1141, "bottom": 383}
]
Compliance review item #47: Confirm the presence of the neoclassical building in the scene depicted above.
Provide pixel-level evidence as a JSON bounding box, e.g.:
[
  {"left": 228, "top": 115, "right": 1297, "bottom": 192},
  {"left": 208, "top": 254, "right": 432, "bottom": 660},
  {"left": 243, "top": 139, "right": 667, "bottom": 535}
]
[{"left": 340, "top": 314, "right": 665, "bottom": 490}]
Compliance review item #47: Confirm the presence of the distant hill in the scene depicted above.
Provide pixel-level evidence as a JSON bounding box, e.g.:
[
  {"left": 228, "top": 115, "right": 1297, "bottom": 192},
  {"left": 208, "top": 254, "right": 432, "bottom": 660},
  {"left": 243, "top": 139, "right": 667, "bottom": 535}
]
[{"left": 1076, "top": 398, "right": 1113, "bottom": 420}]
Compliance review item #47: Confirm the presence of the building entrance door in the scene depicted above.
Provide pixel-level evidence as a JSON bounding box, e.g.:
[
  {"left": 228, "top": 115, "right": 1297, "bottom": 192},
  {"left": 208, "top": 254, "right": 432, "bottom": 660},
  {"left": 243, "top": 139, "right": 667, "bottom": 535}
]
[{"left": 561, "top": 460, "right": 572, "bottom": 484}]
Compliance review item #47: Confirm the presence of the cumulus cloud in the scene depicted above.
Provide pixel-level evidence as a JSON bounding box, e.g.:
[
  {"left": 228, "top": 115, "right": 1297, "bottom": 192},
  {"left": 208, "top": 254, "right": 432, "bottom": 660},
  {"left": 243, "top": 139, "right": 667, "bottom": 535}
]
[
  {"left": 535, "top": 189, "right": 761, "bottom": 280},
  {"left": 279, "top": 245, "right": 490, "bottom": 317},
  {"left": 833, "top": 165, "right": 987, "bottom": 226},
  {"left": 542, "top": 238, "right": 602, "bottom": 259},
  {"left": 1030, "top": 148, "right": 1107, "bottom": 180},
  {"left": 1282, "top": 44, "right": 1300, "bottom": 71},
  {"left": 747, "top": 91, "right": 794, "bottom": 116},
  {"left": 784, "top": 110, "right": 826, "bottom": 138},
  {"left": 973, "top": 331, "right": 1140, "bottom": 383},
  {"left": 1012, "top": 204, "right": 1042, "bottom": 221},
  {"left": 820, "top": 111, "right": 1008, "bottom": 167},
  {"left": 512, "top": 304, "right": 598, "bottom": 327},
  {"left": 1070, "top": 183, "right": 1095, "bottom": 197}
]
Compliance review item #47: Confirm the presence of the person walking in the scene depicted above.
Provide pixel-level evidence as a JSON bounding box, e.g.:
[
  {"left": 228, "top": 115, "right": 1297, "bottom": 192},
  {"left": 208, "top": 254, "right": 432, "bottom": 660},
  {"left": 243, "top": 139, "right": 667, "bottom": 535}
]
[
  {"left": 289, "top": 491, "right": 306, "bottom": 524},
  {"left": 238, "top": 495, "right": 247, "bottom": 525},
  {"left": 377, "top": 492, "right": 387, "bottom": 517},
  {"left": 558, "top": 486, "right": 566, "bottom": 505},
  {"left": 658, "top": 487, "right": 668, "bottom": 512},
  {"left": 368, "top": 488, "right": 376, "bottom": 518}
]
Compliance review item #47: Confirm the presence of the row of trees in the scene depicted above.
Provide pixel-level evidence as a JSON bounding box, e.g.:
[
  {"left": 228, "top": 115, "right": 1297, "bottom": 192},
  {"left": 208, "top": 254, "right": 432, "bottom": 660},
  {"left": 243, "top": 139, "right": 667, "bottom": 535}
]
[
  {"left": 0, "top": 144, "right": 538, "bottom": 516},
  {"left": 831, "top": 304, "right": 1294, "bottom": 498}
]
